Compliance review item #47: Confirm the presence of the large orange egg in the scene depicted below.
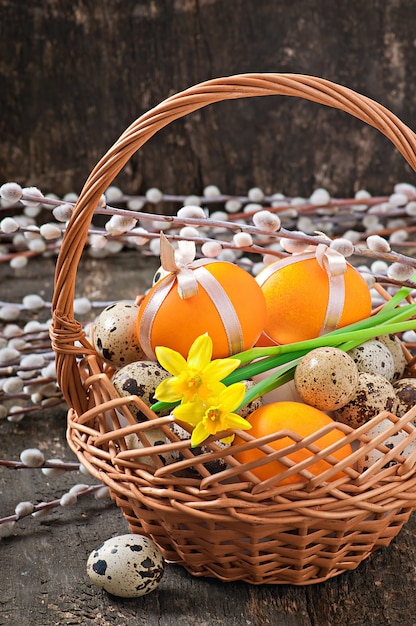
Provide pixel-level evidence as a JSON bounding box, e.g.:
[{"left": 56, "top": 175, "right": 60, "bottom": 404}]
[
  {"left": 256, "top": 253, "right": 372, "bottom": 344},
  {"left": 233, "top": 401, "right": 353, "bottom": 485},
  {"left": 137, "top": 260, "right": 267, "bottom": 359}
]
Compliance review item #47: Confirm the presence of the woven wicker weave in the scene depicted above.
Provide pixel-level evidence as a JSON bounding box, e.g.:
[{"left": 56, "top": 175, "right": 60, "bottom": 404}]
[{"left": 51, "top": 74, "right": 416, "bottom": 585}]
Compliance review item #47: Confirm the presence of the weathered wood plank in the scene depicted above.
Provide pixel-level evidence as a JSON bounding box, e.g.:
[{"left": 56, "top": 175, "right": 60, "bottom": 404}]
[{"left": 1, "top": 0, "right": 416, "bottom": 198}]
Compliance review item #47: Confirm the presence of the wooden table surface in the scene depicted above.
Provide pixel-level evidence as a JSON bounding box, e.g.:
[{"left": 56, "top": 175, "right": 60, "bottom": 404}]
[{"left": 2, "top": 252, "right": 416, "bottom": 626}]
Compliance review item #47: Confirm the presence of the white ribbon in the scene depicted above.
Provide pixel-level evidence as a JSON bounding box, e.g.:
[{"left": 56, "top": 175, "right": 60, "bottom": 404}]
[
  {"left": 315, "top": 244, "right": 347, "bottom": 335},
  {"left": 159, "top": 232, "right": 199, "bottom": 299}
]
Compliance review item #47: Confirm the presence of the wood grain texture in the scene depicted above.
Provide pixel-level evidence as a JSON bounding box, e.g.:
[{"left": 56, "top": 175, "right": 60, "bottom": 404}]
[
  {"left": 1, "top": 0, "right": 416, "bottom": 198},
  {"left": 1, "top": 253, "right": 416, "bottom": 625}
]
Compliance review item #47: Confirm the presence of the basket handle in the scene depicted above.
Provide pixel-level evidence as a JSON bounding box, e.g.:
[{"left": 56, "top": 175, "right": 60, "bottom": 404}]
[{"left": 50, "top": 73, "right": 416, "bottom": 411}]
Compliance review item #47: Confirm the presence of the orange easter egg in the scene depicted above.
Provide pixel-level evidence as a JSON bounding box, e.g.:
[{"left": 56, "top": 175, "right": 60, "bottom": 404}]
[
  {"left": 233, "top": 401, "right": 353, "bottom": 485},
  {"left": 256, "top": 252, "right": 372, "bottom": 344},
  {"left": 137, "top": 260, "right": 267, "bottom": 359}
]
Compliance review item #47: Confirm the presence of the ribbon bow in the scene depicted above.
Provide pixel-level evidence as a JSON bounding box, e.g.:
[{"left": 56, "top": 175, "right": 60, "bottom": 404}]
[
  {"left": 315, "top": 243, "right": 347, "bottom": 277},
  {"left": 159, "top": 232, "right": 199, "bottom": 299}
]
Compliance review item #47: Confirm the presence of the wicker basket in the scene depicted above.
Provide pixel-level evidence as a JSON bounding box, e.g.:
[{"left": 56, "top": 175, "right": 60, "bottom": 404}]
[{"left": 51, "top": 74, "right": 416, "bottom": 585}]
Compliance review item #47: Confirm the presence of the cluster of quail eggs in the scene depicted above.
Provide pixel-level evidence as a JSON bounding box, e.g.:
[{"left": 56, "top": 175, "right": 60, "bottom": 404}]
[
  {"left": 291, "top": 335, "right": 416, "bottom": 471},
  {"left": 91, "top": 300, "right": 177, "bottom": 463}
]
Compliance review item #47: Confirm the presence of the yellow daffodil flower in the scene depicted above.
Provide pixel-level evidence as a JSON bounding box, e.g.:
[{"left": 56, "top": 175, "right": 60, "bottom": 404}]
[
  {"left": 155, "top": 333, "right": 241, "bottom": 404},
  {"left": 173, "top": 381, "right": 251, "bottom": 447}
]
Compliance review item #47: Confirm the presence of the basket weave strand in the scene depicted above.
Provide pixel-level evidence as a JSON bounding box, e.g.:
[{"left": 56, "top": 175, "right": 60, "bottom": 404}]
[{"left": 52, "top": 73, "right": 416, "bottom": 585}]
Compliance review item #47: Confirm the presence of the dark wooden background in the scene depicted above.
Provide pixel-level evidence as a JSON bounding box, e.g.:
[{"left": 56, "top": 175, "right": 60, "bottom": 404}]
[{"left": 1, "top": 0, "right": 416, "bottom": 198}]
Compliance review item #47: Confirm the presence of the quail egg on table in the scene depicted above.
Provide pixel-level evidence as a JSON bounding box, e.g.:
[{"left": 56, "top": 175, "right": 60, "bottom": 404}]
[
  {"left": 333, "top": 372, "right": 398, "bottom": 429},
  {"left": 357, "top": 416, "right": 416, "bottom": 473},
  {"left": 294, "top": 347, "right": 359, "bottom": 411},
  {"left": 112, "top": 360, "right": 170, "bottom": 421},
  {"left": 87, "top": 534, "right": 165, "bottom": 598},
  {"left": 347, "top": 339, "right": 395, "bottom": 382},
  {"left": 93, "top": 301, "right": 146, "bottom": 368}
]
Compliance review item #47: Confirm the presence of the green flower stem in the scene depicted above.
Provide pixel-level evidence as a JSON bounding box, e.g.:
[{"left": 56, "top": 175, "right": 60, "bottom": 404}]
[
  {"left": 151, "top": 400, "right": 177, "bottom": 413},
  {"left": 224, "top": 317, "right": 416, "bottom": 387},
  {"left": 238, "top": 360, "right": 300, "bottom": 408},
  {"left": 223, "top": 349, "right": 311, "bottom": 385},
  {"left": 376, "top": 285, "right": 413, "bottom": 312}
]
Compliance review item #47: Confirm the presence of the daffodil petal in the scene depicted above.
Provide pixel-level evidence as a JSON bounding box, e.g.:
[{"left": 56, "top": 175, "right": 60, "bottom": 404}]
[
  {"left": 191, "top": 421, "right": 210, "bottom": 447},
  {"left": 221, "top": 434, "right": 235, "bottom": 445},
  {"left": 187, "top": 333, "right": 212, "bottom": 370},
  {"left": 154, "top": 378, "right": 181, "bottom": 403},
  {"left": 155, "top": 345, "right": 188, "bottom": 376},
  {"left": 218, "top": 382, "right": 246, "bottom": 411},
  {"left": 173, "top": 401, "right": 205, "bottom": 427},
  {"left": 222, "top": 413, "right": 252, "bottom": 431},
  {"left": 203, "top": 357, "right": 240, "bottom": 382}
]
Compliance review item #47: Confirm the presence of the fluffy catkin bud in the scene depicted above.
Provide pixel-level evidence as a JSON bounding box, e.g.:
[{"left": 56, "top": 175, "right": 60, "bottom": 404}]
[
  {"left": 22, "top": 294, "right": 45, "bottom": 310},
  {"left": 20, "top": 448, "right": 45, "bottom": 467},
  {"left": 60, "top": 492, "right": 78, "bottom": 507},
  {"left": 145, "top": 187, "right": 163, "bottom": 203},
  {"left": 177, "top": 205, "right": 206, "bottom": 220},
  {"left": 0, "top": 182, "right": 23, "bottom": 204},
  {"left": 387, "top": 263, "right": 415, "bottom": 281},
  {"left": 329, "top": 238, "right": 354, "bottom": 257},
  {"left": 366, "top": 234, "right": 391, "bottom": 253},
  {"left": 203, "top": 184, "right": 221, "bottom": 198},
  {"left": 201, "top": 241, "right": 222, "bottom": 257},
  {"left": 233, "top": 232, "right": 253, "bottom": 248},
  {"left": 252, "top": 210, "right": 281, "bottom": 232},
  {"left": 248, "top": 187, "right": 264, "bottom": 202},
  {"left": 0, "top": 217, "right": 19, "bottom": 233},
  {"left": 15, "top": 501, "right": 35, "bottom": 517}
]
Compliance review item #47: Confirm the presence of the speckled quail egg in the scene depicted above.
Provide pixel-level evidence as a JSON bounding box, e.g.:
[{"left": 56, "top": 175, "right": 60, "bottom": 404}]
[
  {"left": 125, "top": 428, "right": 179, "bottom": 467},
  {"left": 93, "top": 301, "right": 146, "bottom": 368},
  {"left": 333, "top": 372, "right": 398, "bottom": 429},
  {"left": 394, "top": 378, "right": 416, "bottom": 419},
  {"left": 357, "top": 417, "right": 416, "bottom": 473},
  {"left": 347, "top": 339, "right": 395, "bottom": 382},
  {"left": 87, "top": 534, "right": 164, "bottom": 598},
  {"left": 237, "top": 379, "right": 263, "bottom": 418},
  {"left": 112, "top": 360, "right": 170, "bottom": 422},
  {"left": 294, "top": 347, "right": 359, "bottom": 411},
  {"left": 376, "top": 334, "right": 407, "bottom": 382}
]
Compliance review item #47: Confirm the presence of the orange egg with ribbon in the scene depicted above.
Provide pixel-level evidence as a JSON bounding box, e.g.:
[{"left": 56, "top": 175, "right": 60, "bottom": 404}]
[
  {"left": 256, "top": 245, "right": 372, "bottom": 344},
  {"left": 137, "top": 234, "right": 267, "bottom": 359}
]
